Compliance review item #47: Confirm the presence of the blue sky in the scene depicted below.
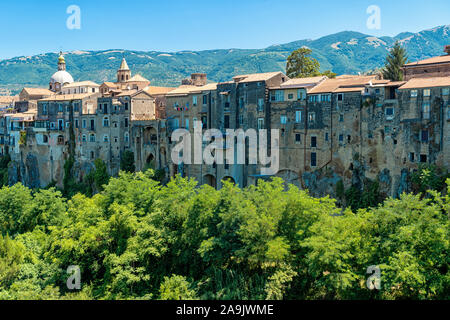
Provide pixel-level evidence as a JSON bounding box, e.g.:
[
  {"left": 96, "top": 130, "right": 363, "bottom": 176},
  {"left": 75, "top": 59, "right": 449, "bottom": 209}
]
[{"left": 0, "top": 0, "right": 449, "bottom": 59}]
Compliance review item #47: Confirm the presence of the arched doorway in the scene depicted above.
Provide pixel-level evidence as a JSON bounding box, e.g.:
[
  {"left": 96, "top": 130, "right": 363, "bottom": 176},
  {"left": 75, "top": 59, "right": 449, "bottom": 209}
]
[
  {"left": 143, "top": 127, "right": 157, "bottom": 145},
  {"left": 146, "top": 154, "right": 155, "bottom": 170},
  {"left": 204, "top": 174, "right": 217, "bottom": 189},
  {"left": 222, "top": 176, "right": 236, "bottom": 184}
]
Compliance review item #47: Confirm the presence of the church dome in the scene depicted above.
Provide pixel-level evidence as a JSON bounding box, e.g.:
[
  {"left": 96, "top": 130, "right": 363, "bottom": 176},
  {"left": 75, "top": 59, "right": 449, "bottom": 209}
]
[{"left": 50, "top": 70, "right": 74, "bottom": 85}]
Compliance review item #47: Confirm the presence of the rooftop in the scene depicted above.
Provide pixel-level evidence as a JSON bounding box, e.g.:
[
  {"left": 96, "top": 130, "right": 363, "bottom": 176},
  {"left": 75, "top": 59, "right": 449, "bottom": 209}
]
[
  {"left": 398, "top": 77, "right": 450, "bottom": 89},
  {"left": 404, "top": 55, "right": 450, "bottom": 67},
  {"left": 166, "top": 83, "right": 218, "bottom": 96},
  {"left": 21, "top": 88, "right": 53, "bottom": 96},
  {"left": 309, "top": 75, "right": 378, "bottom": 94},
  {"left": 232, "top": 71, "right": 285, "bottom": 83},
  {"left": 39, "top": 93, "right": 98, "bottom": 101},
  {"left": 63, "top": 81, "right": 100, "bottom": 88}
]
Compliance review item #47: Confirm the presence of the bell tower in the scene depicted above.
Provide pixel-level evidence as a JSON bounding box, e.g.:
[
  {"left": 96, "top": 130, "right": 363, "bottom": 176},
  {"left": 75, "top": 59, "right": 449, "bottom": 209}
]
[{"left": 117, "top": 57, "right": 131, "bottom": 83}]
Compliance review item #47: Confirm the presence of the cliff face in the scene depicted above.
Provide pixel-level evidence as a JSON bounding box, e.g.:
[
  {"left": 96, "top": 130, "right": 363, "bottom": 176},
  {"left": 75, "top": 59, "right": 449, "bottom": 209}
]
[{"left": 8, "top": 154, "right": 40, "bottom": 189}]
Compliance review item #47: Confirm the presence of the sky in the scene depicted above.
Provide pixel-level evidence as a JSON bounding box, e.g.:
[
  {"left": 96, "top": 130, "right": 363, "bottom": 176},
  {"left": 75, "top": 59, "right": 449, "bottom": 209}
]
[{"left": 0, "top": 0, "right": 449, "bottom": 59}]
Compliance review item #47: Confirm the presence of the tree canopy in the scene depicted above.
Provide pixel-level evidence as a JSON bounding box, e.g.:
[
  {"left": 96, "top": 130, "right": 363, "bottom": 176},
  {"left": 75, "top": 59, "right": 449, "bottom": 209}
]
[
  {"left": 286, "top": 48, "right": 336, "bottom": 79},
  {"left": 382, "top": 41, "right": 408, "bottom": 81},
  {"left": 0, "top": 170, "right": 448, "bottom": 300}
]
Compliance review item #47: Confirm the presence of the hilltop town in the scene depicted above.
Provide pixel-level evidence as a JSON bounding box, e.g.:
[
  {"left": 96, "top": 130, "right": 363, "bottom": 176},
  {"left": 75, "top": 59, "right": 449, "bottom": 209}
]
[{"left": 0, "top": 45, "right": 449, "bottom": 199}]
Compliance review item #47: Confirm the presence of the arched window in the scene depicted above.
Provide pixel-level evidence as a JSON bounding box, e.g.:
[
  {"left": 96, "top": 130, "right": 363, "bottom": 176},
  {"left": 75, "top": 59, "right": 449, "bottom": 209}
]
[
  {"left": 89, "top": 134, "right": 96, "bottom": 142},
  {"left": 82, "top": 134, "right": 87, "bottom": 142},
  {"left": 103, "top": 134, "right": 109, "bottom": 143},
  {"left": 121, "top": 75, "right": 124, "bottom": 81},
  {"left": 103, "top": 116, "right": 109, "bottom": 127}
]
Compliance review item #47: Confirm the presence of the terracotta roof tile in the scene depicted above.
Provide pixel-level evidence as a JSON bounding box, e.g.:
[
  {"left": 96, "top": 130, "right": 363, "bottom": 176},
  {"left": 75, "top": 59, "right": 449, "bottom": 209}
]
[{"left": 398, "top": 77, "right": 450, "bottom": 89}]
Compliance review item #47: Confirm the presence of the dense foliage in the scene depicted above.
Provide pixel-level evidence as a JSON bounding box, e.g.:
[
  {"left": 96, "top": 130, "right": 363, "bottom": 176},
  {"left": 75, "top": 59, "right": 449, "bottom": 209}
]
[
  {"left": 0, "top": 170, "right": 448, "bottom": 300},
  {"left": 286, "top": 48, "right": 336, "bottom": 79}
]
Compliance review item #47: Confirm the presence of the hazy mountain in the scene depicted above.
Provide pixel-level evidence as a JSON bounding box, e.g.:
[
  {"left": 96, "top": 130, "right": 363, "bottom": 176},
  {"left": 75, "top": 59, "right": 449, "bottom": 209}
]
[{"left": 1, "top": 25, "right": 449, "bottom": 94}]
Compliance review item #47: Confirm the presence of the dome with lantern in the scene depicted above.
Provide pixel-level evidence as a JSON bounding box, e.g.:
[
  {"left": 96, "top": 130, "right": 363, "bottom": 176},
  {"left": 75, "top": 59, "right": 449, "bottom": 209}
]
[{"left": 49, "top": 52, "right": 74, "bottom": 92}]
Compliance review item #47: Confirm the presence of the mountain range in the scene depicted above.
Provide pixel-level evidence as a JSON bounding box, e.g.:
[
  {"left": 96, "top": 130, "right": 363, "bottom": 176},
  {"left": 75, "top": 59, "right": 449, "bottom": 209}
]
[{"left": 1, "top": 25, "right": 449, "bottom": 94}]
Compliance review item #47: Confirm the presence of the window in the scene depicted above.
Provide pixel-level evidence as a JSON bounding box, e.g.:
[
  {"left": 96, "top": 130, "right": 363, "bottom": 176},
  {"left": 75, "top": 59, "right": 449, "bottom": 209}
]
[
  {"left": 50, "top": 122, "right": 56, "bottom": 130},
  {"left": 409, "top": 152, "right": 415, "bottom": 162},
  {"left": 224, "top": 115, "right": 230, "bottom": 129},
  {"left": 185, "top": 118, "right": 189, "bottom": 129},
  {"left": 75, "top": 119, "right": 79, "bottom": 128},
  {"left": 443, "top": 88, "right": 449, "bottom": 96},
  {"left": 58, "top": 119, "right": 64, "bottom": 131},
  {"left": 124, "top": 102, "right": 129, "bottom": 110},
  {"left": 124, "top": 132, "right": 129, "bottom": 143},
  {"left": 203, "top": 95, "right": 208, "bottom": 105},
  {"left": 58, "top": 104, "right": 63, "bottom": 113},
  {"left": 297, "top": 89, "right": 305, "bottom": 100},
  {"left": 238, "top": 114, "right": 243, "bottom": 126},
  {"left": 308, "top": 112, "right": 316, "bottom": 123},
  {"left": 311, "top": 136, "right": 317, "bottom": 148},
  {"left": 321, "top": 94, "right": 331, "bottom": 102},
  {"left": 89, "top": 134, "right": 96, "bottom": 142},
  {"left": 421, "top": 130, "right": 429, "bottom": 143},
  {"left": 385, "top": 107, "right": 395, "bottom": 120},
  {"left": 82, "top": 119, "right": 87, "bottom": 129},
  {"left": 257, "top": 118, "right": 264, "bottom": 130},
  {"left": 42, "top": 104, "right": 48, "bottom": 115},
  {"left": 337, "top": 93, "right": 343, "bottom": 101},
  {"left": 295, "top": 133, "right": 301, "bottom": 143},
  {"left": 339, "top": 134, "right": 344, "bottom": 143},
  {"left": 193, "top": 96, "right": 198, "bottom": 106},
  {"left": 103, "top": 135, "right": 109, "bottom": 143},
  {"left": 423, "top": 89, "right": 431, "bottom": 97},
  {"left": 295, "top": 110, "right": 302, "bottom": 123},
  {"left": 308, "top": 95, "right": 319, "bottom": 103},
  {"left": 258, "top": 98, "right": 264, "bottom": 112},
  {"left": 311, "top": 152, "right": 317, "bottom": 167},
  {"left": 325, "top": 132, "right": 329, "bottom": 142},
  {"left": 124, "top": 117, "right": 129, "bottom": 128},
  {"left": 422, "top": 103, "right": 431, "bottom": 120},
  {"left": 339, "top": 114, "right": 344, "bottom": 122},
  {"left": 103, "top": 117, "right": 109, "bottom": 127},
  {"left": 90, "top": 119, "right": 95, "bottom": 130},
  {"left": 420, "top": 154, "right": 428, "bottom": 163},
  {"left": 411, "top": 90, "right": 418, "bottom": 98},
  {"left": 82, "top": 134, "right": 87, "bottom": 142},
  {"left": 280, "top": 116, "right": 287, "bottom": 124},
  {"left": 288, "top": 93, "right": 294, "bottom": 100},
  {"left": 275, "top": 90, "right": 284, "bottom": 102},
  {"left": 43, "top": 135, "right": 48, "bottom": 143}
]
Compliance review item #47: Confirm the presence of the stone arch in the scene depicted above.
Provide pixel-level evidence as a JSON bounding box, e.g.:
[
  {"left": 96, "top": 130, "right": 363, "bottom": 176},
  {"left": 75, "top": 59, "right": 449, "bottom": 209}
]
[
  {"left": 222, "top": 176, "right": 236, "bottom": 184},
  {"left": 276, "top": 169, "right": 300, "bottom": 187},
  {"left": 204, "top": 174, "right": 217, "bottom": 189}
]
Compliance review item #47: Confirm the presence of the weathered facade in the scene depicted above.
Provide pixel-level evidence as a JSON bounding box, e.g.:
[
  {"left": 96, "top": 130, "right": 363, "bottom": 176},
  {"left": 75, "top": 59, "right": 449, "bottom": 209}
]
[{"left": 3, "top": 46, "right": 450, "bottom": 199}]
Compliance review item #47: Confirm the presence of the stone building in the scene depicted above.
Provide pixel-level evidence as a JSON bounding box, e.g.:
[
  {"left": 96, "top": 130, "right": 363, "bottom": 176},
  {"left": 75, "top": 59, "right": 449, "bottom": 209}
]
[
  {"left": 403, "top": 45, "right": 450, "bottom": 80},
  {"left": 6, "top": 47, "right": 450, "bottom": 198}
]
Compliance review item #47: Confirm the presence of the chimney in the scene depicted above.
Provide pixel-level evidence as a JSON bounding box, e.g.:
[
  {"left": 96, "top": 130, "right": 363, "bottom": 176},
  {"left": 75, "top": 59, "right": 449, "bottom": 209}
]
[{"left": 445, "top": 45, "right": 450, "bottom": 55}]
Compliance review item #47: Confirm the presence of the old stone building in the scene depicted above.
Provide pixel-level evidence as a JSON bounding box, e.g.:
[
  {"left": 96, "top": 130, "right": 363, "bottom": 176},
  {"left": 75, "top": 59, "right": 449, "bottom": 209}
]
[
  {"left": 5, "top": 46, "right": 450, "bottom": 198},
  {"left": 403, "top": 45, "right": 450, "bottom": 80}
]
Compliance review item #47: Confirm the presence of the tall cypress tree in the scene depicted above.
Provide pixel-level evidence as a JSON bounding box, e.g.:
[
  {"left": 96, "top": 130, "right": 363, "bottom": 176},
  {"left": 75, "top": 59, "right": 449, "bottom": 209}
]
[{"left": 382, "top": 41, "right": 408, "bottom": 81}]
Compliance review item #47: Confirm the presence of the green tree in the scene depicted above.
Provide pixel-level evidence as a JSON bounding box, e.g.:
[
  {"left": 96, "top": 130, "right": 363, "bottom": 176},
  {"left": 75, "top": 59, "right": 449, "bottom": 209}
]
[
  {"left": 382, "top": 41, "right": 408, "bottom": 81},
  {"left": 159, "top": 275, "right": 197, "bottom": 300},
  {"left": 120, "top": 151, "right": 135, "bottom": 173},
  {"left": 286, "top": 48, "right": 336, "bottom": 79}
]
